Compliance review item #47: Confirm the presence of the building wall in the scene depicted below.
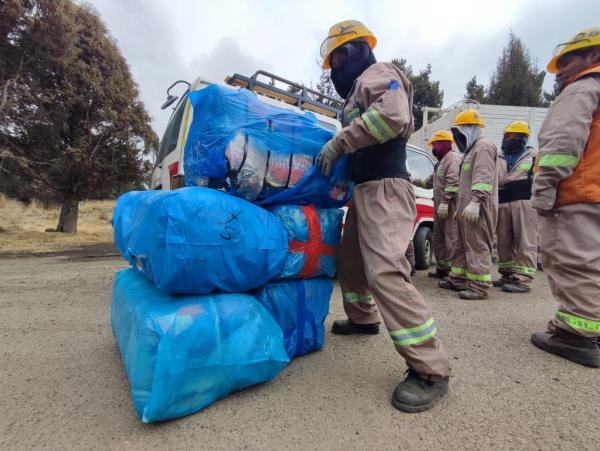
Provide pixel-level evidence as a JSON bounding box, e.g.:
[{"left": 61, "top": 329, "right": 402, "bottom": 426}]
[{"left": 409, "top": 103, "right": 549, "bottom": 152}]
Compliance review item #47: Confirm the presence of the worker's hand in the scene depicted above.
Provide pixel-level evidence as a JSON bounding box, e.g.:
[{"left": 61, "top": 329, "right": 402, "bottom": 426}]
[
  {"left": 437, "top": 202, "right": 449, "bottom": 219},
  {"left": 462, "top": 200, "right": 480, "bottom": 223},
  {"left": 317, "top": 139, "right": 342, "bottom": 177}
]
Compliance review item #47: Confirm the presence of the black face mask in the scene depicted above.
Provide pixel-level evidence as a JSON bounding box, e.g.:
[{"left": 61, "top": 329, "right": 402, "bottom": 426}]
[
  {"left": 330, "top": 41, "right": 376, "bottom": 99},
  {"left": 501, "top": 136, "right": 527, "bottom": 154}
]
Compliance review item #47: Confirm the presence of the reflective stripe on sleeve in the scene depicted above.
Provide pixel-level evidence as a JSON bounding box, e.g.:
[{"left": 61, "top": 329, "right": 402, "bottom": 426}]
[
  {"left": 518, "top": 162, "right": 533, "bottom": 170},
  {"left": 462, "top": 162, "right": 471, "bottom": 171},
  {"left": 556, "top": 311, "right": 600, "bottom": 334},
  {"left": 467, "top": 272, "right": 492, "bottom": 282},
  {"left": 361, "top": 106, "right": 396, "bottom": 143},
  {"left": 444, "top": 185, "right": 459, "bottom": 193},
  {"left": 343, "top": 292, "right": 374, "bottom": 304},
  {"left": 538, "top": 154, "right": 579, "bottom": 168},
  {"left": 471, "top": 183, "right": 492, "bottom": 191},
  {"left": 390, "top": 318, "right": 437, "bottom": 346}
]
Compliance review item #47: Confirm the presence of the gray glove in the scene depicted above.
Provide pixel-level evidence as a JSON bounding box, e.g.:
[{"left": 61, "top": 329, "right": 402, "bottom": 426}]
[
  {"left": 437, "top": 202, "right": 449, "bottom": 219},
  {"left": 317, "top": 139, "right": 342, "bottom": 177},
  {"left": 462, "top": 200, "right": 480, "bottom": 223}
]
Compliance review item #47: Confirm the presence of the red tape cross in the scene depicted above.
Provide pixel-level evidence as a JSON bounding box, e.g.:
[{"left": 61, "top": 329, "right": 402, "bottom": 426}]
[{"left": 287, "top": 205, "right": 336, "bottom": 278}]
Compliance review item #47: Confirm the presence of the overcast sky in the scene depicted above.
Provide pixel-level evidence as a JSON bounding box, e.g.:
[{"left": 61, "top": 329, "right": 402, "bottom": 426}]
[{"left": 89, "top": 0, "right": 598, "bottom": 137}]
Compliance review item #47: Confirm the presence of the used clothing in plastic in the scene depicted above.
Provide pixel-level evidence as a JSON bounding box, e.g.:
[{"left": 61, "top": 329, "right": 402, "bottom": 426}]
[
  {"left": 251, "top": 278, "right": 333, "bottom": 359},
  {"left": 183, "top": 84, "right": 352, "bottom": 208},
  {"left": 111, "top": 269, "right": 289, "bottom": 423},
  {"left": 267, "top": 205, "right": 343, "bottom": 279},
  {"left": 112, "top": 187, "right": 288, "bottom": 294}
]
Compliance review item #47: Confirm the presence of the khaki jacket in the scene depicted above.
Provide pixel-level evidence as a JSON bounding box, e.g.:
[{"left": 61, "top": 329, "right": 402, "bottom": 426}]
[
  {"left": 498, "top": 147, "right": 536, "bottom": 188},
  {"left": 332, "top": 63, "right": 413, "bottom": 154},
  {"left": 420, "top": 151, "right": 461, "bottom": 207},
  {"left": 457, "top": 137, "right": 498, "bottom": 212},
  {"left": 533, "top": 68, "right": 600, "bottom": 209}
]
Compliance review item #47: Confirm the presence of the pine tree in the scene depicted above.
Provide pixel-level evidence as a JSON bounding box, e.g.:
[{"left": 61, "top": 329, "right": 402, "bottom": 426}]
[
  {"left": 464, "top": 76, "right": 487, "bottom": 103},
  {"left": 0, "top": 0, "right": 157, "bottom": 232},
  {"left": 486, "top": 32, "right": 546, "bottom": 106}
]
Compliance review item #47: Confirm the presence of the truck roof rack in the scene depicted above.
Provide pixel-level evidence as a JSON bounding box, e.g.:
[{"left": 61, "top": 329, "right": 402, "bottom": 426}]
[{"left": 225, "top": 70, "right": 342, "bottom": 120}]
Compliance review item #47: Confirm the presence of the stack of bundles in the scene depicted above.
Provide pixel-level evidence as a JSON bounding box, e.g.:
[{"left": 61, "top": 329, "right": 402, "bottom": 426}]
[
  {"left": 182, "top": 84, "right": 352, "bottom": 208},
  {"left": 111, "top": 85, "right": 347, "bottom": 422},
  {"left": 111, "top": 269, "right": 289, "bottom": 423}
]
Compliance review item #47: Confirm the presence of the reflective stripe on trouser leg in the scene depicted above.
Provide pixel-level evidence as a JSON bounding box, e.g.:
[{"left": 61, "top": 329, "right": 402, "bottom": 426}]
[
  {"left": 463, "top": 203, "right": 495, "bottom": 295},
  {"left": 353, "top": 178, "right": 450, "bottom": 378},
  {"left": 390, "top": 318, "right": 438, "bottom": 346},
  {"left": 336, "top": 202, "right": 379, "bottom": 325},
  {"left": 542, "top": 203, "right": 600, "bottom": 339}
]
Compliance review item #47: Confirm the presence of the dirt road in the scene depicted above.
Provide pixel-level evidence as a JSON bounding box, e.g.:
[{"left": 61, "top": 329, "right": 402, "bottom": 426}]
[{"left": 1, "top": 246, "right": 598, "bottom": 450}]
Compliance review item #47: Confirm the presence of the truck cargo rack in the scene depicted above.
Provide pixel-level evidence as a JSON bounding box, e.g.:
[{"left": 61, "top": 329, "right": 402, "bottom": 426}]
[{"left": 226, "top": 70, "right": 342, "bottom": 120}]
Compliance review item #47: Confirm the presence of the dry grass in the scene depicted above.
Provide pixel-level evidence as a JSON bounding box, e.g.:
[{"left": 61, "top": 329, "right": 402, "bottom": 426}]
[{"left": 0, "top": 194, "right": 115, "bottom": 253}]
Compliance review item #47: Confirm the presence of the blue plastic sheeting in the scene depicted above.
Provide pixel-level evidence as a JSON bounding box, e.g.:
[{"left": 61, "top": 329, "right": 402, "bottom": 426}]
[
  {"left": 112, "top": 187, "right": 288, "bottom": 294},
  {"left": 112, "top": 269, "right": 290, "bottom": 423},
  {"left": 183, "top": 84, "right": 353, "bottom": 208},
  {"left": 251, "top": 278, "right": 333, "bottom": 359},
  {"left": 268, "top": 205, "right": 343, "bottom": 279}
]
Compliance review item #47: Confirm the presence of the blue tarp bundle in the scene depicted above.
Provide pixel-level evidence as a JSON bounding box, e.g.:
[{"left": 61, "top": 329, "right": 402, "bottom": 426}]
[
  {"left": 268, "top": 205, "right": 343, "bottom": 280},
  {"left": 112, "top": 187, "right": 288, "bottom": 294},
  {"left": 251, "top": 278, "right": 333, "bottom": 359},
  {"left": 183, "top": 84, "right": 352, "bottom": 208},
  {"left": 112, "top": 269, "right": 290, "bottom": 423}
]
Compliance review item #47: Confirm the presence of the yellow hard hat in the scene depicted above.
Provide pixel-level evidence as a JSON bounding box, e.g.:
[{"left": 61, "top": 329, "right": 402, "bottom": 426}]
[
  {"left": 320, "top": 20, "right": 377, "bottom": 69},
  {"left": 427, "top": 130, "right": 454, "bottom": 146},
  {"left": 504, "top": 120, "right": 530, "bottom": 136},
  {"left": 453, "top": 109, "right": 485, "bottom": 128},
  {"left": 547, "top": 27, "right": 600, "bottom": 73}
]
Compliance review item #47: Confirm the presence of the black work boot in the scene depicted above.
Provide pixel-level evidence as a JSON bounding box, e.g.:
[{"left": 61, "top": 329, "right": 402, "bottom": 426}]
[
  {"left": 428, "top": 269, "right": 448, "bottom": 279},
  {"left": 492, "top": 277, "right": 512, "bottom": 287},
  {"left": 458, "top": 289, "right": 488, "bottom": 300},
  {"left": 531, "top": 329, "right": 600, "bottom": 367},
  {"left": 331, "top": 320, "right": 380, "bottom": 335},
  {"left": 392, "top": 370, "right": 449, "bottom": 413},
  {"left": 438, "top": 280, "right": 459, "bottom": 291},
  {"left": 502, "top": 283, "right": 531, "bottom": 293},
  {"left": 410, "top": 266, "right": 417, "bottom": 276}
]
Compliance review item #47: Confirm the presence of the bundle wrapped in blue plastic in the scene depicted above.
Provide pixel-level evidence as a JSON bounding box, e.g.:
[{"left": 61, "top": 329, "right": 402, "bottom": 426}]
[
  {"left": 112, "top": 187, "right": 288, "bottom": 294},
  {"left": 112, "top": 269, "right": 290, "bottom": 423},
  {"left": 183, "top": 84, "right": 353, "bottom": 208},
  {"left": 268, "top": 205, "right": 343, "bottom": 279},
  {"left": 251, "top": 278, "right": 333, "bottom": 359}
]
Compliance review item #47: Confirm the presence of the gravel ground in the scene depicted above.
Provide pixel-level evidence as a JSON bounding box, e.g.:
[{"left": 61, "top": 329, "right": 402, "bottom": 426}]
[{"left": 1, "top": 247, "right": 599, "bottom": 450}]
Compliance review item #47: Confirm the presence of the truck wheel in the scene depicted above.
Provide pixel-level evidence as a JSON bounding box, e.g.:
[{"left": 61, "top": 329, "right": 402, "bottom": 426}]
[{"left": 414, "top": 226, "right": 432, "bottom": 270}]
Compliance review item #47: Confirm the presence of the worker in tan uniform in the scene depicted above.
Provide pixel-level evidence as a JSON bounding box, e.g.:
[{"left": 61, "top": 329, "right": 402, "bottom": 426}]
[
  {"left": 316, "top": 20, "right": 450, "bottom": 412},
  {"left": 530, "top": 28, "right": 600, "bottom": 367},
  {"left": 412, "top": 130, "right": 461, "bottom": 279},
  {"left": 439, "top": 110, "right": 498, "bottom": 300},
  {"left": 493, "top": 121, "right": 539, "bottom": 293}
]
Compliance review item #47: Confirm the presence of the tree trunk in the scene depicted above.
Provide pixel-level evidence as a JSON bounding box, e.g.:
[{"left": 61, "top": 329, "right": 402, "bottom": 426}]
[{"left": 56, "top": 199, "right": 79, "bottom": 233}]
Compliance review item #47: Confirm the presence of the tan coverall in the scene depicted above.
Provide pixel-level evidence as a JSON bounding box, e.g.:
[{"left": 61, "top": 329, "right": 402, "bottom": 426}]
[
  {"left": 532, "top": 70, "right": 600, "bottom": 339},
  {"left": 332, "top": 62, "right": 450, "bottom": 379},
  {"left": 417, "top": 151, "right": 461, "bottom": 273},
  {"left": 496, "top": 148, "right": 539, "bottom": 287},
  {"left": 448, "top": 138, "right": 499, "bottom": 295}
]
